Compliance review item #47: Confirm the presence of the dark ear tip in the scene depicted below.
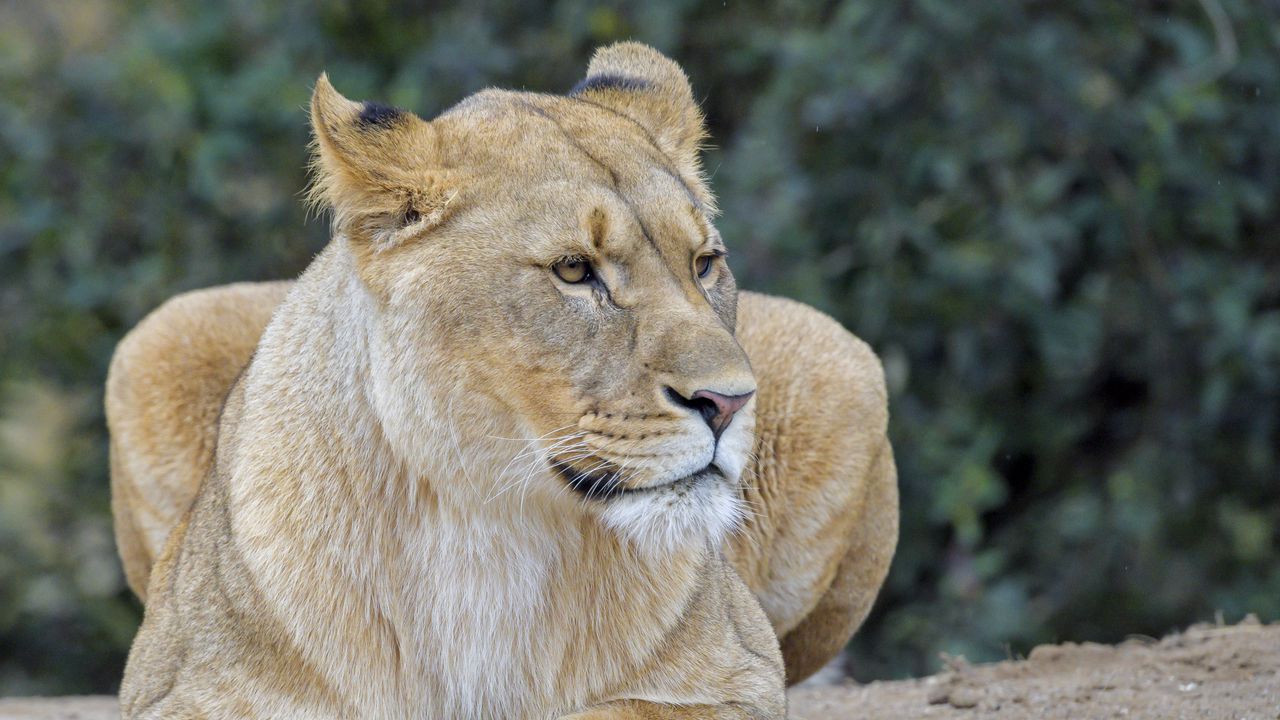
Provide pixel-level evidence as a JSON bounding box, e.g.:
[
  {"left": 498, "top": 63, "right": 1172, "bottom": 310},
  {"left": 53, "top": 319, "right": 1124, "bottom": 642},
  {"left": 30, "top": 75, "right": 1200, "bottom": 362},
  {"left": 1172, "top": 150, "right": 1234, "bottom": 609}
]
[
  {"left": 357, "top": 101, "right": 404, "bottom": 128},
  {"left": 569, "top": 74, "right": 650, "bottom": 97}
]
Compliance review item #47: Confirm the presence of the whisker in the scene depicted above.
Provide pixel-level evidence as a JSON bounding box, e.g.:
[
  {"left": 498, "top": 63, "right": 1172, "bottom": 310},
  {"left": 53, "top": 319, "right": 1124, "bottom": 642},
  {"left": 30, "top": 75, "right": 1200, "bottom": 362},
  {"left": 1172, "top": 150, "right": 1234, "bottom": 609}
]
[{"left": 485, "top": 432, "right": 588, "bottom": 505}]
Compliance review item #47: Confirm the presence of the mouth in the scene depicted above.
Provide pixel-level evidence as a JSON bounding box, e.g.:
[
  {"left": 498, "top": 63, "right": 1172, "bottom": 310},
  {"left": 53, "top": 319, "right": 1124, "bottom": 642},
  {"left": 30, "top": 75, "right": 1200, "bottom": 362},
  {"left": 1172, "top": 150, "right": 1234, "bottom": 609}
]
[{"left": 553, "top": 461, "right": 723, "bottom": 501}]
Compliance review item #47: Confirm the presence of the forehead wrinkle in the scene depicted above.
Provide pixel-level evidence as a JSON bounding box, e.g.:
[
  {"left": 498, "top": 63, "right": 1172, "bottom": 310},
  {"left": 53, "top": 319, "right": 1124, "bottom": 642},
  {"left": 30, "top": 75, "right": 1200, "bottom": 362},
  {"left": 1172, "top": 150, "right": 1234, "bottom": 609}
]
[
  {"left": 498, "top": 96, "right": 703, "bottom": 295},
  {"left": 564, "top": 94, "right": 677, "bottom": 169},
  {"left": 556, "top": 94, "right": 712, "bottom": 215},
  {"left": 560, "top": 94, "right": 711, "bottom": 208},
  {"left": 506, "top": 96, "right": 694, "bottom": 238},
  {"left": 513, "top": 98, "right": 623, "bottom": 191},
  {"left": 527, "top": 94, "right": 692, "bottom": 196},
  {"left": 434, "top": 91, "right": 706, "bottom": 208}
]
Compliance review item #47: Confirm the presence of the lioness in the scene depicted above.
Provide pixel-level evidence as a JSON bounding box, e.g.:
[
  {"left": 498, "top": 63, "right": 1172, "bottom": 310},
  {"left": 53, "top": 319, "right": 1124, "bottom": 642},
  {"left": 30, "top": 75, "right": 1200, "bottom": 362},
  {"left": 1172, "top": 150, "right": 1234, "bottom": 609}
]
[{"left": 113, "top": 43, "right": 897, "bottom": 718}]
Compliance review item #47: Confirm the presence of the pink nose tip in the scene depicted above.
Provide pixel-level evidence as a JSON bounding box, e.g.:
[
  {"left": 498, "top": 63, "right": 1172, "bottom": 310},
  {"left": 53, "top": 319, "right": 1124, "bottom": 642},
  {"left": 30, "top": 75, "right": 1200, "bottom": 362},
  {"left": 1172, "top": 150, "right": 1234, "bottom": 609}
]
[{"left": 689, "top": 389, "right": 755, "bottom": 438}]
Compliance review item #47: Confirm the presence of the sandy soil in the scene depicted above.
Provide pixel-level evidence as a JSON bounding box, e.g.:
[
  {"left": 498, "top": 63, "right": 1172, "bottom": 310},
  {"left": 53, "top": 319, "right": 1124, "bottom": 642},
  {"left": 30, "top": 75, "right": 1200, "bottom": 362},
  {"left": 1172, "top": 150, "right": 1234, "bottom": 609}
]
[
  {"left": 2, "top": 620, "right": 1276, "bottom": 719},
  {"left": 791, "top": 618, "right": 1280, "bottom": 720}
]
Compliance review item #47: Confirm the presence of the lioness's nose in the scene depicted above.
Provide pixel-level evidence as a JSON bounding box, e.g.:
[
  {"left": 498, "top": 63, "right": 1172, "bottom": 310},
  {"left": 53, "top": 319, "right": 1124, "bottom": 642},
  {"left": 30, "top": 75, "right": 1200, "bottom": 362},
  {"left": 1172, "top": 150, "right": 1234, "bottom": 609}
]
[{"left": 665, "top": 387, "right": 755, "bottom": 439}]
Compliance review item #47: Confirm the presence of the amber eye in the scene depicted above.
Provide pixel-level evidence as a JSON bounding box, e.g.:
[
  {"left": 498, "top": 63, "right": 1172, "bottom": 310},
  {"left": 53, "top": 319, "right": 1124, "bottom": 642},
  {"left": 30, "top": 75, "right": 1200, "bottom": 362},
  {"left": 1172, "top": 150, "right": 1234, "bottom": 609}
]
[
  {"left": 553, "top": 258, "right": 592, "bottom": 284},
  {"left": 695, "top": 254, "right": 715, "bottom": 279}
]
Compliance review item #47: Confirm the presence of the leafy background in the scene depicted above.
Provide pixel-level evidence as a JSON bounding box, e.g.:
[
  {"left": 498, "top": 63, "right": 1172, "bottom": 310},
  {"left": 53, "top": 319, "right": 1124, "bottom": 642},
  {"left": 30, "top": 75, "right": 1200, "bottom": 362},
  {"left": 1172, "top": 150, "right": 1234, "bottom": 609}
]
[{"left": 1, "top": 0, "right": 1277, "bottom": 694}]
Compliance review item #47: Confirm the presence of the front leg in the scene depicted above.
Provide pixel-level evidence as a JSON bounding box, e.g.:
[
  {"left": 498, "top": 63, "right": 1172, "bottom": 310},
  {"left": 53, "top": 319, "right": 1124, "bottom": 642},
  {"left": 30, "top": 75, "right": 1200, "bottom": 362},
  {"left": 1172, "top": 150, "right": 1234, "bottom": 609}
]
[{"left": 562, "top": 699, "right": 773, "bottom": 719}]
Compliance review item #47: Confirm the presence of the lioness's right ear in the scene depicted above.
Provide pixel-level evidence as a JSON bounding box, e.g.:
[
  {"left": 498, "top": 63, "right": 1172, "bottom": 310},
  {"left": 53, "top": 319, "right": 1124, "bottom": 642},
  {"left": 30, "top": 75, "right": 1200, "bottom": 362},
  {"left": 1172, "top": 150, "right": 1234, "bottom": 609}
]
[
  {"left": 308, "top": 74, "right": 456, "bottom": 249},
  {"left": 570, "top": 43, "right": 713, "bottom": 212}
]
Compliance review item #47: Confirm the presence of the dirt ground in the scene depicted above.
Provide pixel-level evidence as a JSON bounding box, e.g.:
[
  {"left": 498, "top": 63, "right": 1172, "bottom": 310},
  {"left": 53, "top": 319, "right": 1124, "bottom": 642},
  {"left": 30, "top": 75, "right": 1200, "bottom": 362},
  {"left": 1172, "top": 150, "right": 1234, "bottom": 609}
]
[
  {"left": 791, "top": 618, "right": 1280, "bottom": 720},
  {"left": 2, "top": 620, "right": 1276, "bottom": 719}
]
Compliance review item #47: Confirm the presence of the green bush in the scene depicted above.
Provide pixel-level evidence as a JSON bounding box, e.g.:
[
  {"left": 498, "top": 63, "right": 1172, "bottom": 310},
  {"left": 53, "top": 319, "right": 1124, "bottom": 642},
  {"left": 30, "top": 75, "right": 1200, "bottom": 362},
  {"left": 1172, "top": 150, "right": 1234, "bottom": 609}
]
[{"left": 0, "top": 0, "right": 1275, "bottom": 693}]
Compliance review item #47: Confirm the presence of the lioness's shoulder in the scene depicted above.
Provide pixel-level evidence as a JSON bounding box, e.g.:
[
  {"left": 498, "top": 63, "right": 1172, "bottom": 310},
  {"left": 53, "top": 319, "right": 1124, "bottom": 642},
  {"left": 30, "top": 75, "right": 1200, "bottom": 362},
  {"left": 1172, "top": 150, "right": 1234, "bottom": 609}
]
[
  {"left": 107, "top": 281, "right": 293, "bottom": 598},
  {"left": 736, "top": 290, "right": 888, "bottom": 432}
]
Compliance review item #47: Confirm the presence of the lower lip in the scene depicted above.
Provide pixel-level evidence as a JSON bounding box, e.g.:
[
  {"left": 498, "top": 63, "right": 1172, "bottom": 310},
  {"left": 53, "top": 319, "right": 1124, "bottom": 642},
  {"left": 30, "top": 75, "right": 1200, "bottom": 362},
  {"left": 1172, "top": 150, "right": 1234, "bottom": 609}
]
[
  {"left": 560, "top": 463, "right": 721, "bottom": 500},
  {"left": 628, "top": 466, "right": 721, "bottom": 496}
]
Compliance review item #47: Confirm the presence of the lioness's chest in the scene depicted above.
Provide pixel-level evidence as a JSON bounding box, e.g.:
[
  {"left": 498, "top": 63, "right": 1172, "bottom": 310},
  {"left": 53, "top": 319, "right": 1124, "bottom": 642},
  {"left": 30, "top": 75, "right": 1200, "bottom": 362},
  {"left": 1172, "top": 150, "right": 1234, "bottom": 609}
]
[
  {"left": 394, "top": 521, "right": 595, "bottom": 718},
  {"left": 239, "top": 491, "right": 684, "bottom": 718}
]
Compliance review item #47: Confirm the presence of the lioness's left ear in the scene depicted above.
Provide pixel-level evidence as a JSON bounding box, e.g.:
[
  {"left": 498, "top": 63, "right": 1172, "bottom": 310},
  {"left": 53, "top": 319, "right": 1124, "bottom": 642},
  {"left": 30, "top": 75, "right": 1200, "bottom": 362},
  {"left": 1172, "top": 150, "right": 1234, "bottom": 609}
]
[
  {"left": 570, "top": 43, "right": 706, "bottom": 175},
  {"left": 308, "top": 74, "right": 456, "bottom": 249}
]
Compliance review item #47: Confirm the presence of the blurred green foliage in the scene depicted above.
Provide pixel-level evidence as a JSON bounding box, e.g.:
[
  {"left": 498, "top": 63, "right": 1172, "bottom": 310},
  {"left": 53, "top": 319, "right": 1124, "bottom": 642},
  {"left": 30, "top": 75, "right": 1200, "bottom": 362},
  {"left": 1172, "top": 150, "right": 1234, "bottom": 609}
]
[{"left": 1, "top": 0, "right": 1277, "bottom": 694}]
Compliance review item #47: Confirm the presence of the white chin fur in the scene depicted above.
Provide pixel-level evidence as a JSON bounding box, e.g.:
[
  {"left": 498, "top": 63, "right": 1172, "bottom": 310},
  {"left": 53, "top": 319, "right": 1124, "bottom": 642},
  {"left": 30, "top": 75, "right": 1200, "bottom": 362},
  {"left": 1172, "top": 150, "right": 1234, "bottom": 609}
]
[
  {"left": 599, "top": 406, "right": 756, "bottom": 555},
  {"left": 598, "top": 473, "right": 746, "bottom": 556}
]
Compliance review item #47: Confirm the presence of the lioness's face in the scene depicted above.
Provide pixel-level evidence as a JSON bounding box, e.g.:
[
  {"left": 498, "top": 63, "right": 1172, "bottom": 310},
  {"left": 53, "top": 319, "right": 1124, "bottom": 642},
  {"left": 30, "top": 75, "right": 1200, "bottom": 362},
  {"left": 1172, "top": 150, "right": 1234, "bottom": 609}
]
[{"left": 311, "top": 45, "right": 754, "bottom": 549}]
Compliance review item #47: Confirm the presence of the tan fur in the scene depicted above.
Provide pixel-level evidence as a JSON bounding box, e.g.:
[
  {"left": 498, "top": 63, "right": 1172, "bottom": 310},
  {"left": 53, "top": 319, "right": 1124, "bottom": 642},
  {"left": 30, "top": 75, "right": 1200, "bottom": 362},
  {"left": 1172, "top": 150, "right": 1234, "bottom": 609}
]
[
  {"left": 731, "top": 294, "right": 899, "bottom": 685},
  {"left": 107, "top": 281, "right": 292, "bottom": 598},
  {"left": 110, "top": 43, "right": 896, "bottom": 719}
]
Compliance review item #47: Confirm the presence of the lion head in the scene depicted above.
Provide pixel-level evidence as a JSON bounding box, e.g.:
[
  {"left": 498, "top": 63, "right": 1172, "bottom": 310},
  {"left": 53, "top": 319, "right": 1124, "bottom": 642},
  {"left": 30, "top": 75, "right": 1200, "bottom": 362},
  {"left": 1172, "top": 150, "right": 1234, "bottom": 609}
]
[{"left": 306, "top": 43, "right": 756, "bottom": 552}]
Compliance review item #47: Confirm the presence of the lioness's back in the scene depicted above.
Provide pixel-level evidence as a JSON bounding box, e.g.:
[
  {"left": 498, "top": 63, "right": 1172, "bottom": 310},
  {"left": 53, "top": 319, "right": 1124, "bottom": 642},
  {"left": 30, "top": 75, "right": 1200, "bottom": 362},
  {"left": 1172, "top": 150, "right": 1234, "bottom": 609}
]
[{"left": 107, "top": 281, "right": 290, "bottom": 599}]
